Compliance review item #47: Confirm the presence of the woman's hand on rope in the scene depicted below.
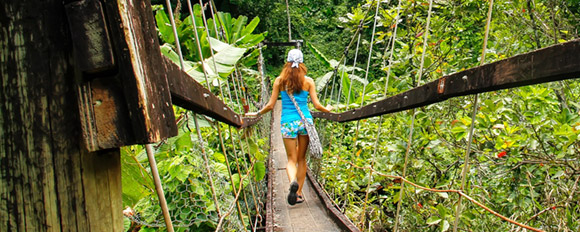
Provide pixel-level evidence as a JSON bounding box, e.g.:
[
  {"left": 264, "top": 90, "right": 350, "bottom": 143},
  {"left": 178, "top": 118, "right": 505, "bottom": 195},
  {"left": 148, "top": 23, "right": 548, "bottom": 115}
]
[
  {"left": 324, "top": 104, "right": 334, "bottom": 113},
  {"left": 245, "top": 112, "right": 260, "bottom": 117}
]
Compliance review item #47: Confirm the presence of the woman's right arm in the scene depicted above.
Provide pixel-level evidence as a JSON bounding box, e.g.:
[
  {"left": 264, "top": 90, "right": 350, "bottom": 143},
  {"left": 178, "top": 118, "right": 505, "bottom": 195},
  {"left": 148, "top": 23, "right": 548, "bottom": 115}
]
[
  {"left": 248, "top": 77, "right": 280, "bottom": 116},
  {"left": 307, "top": 78, "right": 332, "bottom": 113}
]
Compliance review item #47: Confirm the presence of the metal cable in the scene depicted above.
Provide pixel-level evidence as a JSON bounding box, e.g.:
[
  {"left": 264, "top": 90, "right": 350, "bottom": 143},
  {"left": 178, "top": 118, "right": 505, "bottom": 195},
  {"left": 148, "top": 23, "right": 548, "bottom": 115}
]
[
  {"left": 346, "top": 33, "right": 362, "bottom": 110},
  {"left": 453, "top": 1, "right": 494, "bottom": 231},
  {"left": 393, "top": 0, "right": 434, "bottom": 230},
  {"left": 145, "top": 144, "right": 175, "bottom": 232},
  {"left": 198, "top": 0, "right": 226, "bottom": 99},
  {"left": 186, "top": 0, "right": 212, "bottom": 88},
  {"left": 285, "top": 0, "right": 292, "bottom": 41},
  {"left": 359, "top": 0, "right": 382, "bottom": 107},
  {"left": 362, "top": 0, "right": 403, "bottom": 228}
]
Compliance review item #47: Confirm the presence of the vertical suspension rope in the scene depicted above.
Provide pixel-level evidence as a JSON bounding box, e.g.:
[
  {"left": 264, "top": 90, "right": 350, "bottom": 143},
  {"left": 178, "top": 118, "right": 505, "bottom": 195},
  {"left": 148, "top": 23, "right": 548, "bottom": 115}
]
[
  {"left": 145, "top": 144, "right": 175, "bottom": 232},
  {"left": 194, "top": 4, "right": 254, "bottom": 225},
  {"left": 187, "top": 1, "right": 257, "bottom": 228},
  {"left": 285, "top": 0, "right": 292, "bottom": 41},
  {"left": 184, "top": 0, "right": 225, "bottom": 220},
  {"left": 140, "top": 1, "right": 193, "bottom": 230},
  {"left": 340, "top": 0, "right": 380, "bottom": 214},
  {"left": 393, "top": 1, "right": 434, "bottom": 231},
  {"left": 322, "top": 5, "right": 373, "bottom": 103},
  {"left": 186, "top": 0, "right": 211, "bottom": 87},
  {"left": 208, "top": 0, "right": 236, "bottom": 106},
  {"left": 334, "top": 58, "right": 348, "bottom": 110},
  {"left": 192, "top": 114, "right": 223, "bottom": 218},
  {"left": 362, "top": 0, "right": 402, "bottom": 228},
  {"left": 359, "top": 0, "right": 381, "bottom": 107},
  {"left": 452, "top": 1, "right": 494, "bottom": 231},
  {"left": 383, "top": 1, "right": 401, "bottom": 96},
  {"left": 166, "top": 0, "right": 185, "bottom": 68},
  {"left": 346, "top": 33, "right": 362, "bottom": 110},
  {"left": 198, "top": 0, "right": 226, "bottom": 98}
]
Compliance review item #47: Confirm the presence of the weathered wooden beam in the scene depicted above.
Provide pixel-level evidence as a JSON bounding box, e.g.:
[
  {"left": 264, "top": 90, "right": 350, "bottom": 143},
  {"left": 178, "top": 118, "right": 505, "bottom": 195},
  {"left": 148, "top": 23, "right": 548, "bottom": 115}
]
[
  {"left": 163, "top": 56, "right": 263, "bottom": 128},
  {"left": 65, "top": 0, "right": 114, "bottom": 74},
  {"left": 262, "top": 40, "right": 303, "bottom": 48},
  {"left": 99, "top": 0, "right": 177, "bottom": 143},
  {"left": 163, "top": 56, "right": 242, "bottom": 127},
  {"left": 313, "top": 39, "right": 580, "bottom": 122}
]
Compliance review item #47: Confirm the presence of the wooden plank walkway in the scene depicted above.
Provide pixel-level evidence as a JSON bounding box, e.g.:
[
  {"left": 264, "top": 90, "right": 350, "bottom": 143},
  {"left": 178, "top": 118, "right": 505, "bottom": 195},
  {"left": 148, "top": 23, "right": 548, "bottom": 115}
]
[{"left": 268, "top": 101, "right": 344, "bottom": 232}]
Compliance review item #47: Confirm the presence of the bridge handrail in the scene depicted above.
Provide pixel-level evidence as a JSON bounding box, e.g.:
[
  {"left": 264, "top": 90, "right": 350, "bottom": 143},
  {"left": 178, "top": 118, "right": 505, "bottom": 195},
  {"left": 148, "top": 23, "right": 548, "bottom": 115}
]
[{"left": 313, "top": 39, "right": 580, "bottom": 122}]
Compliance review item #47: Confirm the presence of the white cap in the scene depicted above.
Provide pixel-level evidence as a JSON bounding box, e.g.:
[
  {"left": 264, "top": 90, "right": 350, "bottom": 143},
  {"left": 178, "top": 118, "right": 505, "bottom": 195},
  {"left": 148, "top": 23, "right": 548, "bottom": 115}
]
[{"left": 286, "top": 49, "right": 303, "bottom": 68}]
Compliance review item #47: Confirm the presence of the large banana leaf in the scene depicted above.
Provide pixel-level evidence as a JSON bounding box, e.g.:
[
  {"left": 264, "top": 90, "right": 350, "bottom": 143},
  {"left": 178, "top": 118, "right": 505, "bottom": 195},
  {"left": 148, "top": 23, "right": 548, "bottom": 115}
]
[
  {"left": 306, "top": 41, "right": 332, "bottom": 68},
  {"left": 161, "top": 37, "right": 247, "bottom": 83}
]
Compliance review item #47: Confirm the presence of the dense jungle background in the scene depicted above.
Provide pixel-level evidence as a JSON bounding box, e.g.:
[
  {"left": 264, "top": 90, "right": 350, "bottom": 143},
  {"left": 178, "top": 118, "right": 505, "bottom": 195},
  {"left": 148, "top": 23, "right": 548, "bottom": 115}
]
[{"left": 123, "top": 0, "right": 580, "bottom": 231}]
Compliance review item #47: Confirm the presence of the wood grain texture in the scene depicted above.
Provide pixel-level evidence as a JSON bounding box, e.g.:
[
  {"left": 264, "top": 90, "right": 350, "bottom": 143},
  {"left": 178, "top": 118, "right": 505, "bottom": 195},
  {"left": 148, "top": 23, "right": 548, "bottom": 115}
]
[
  {"left": 313, "top": 39, "right": 580, "bottom": 122},
  {"left": 1, "top": 0, "right": 123, "bottom": 231},
  {"left": 163, "top": 56, "right": 244, "bottom": 127},
  {"left": 65, "top": 0, "right": 114, "bottom": 74},
  {"left": 78, "top": 77, "right": 136, "bottom": 151},
  {"left": 267, "top": 102, "right": 346, "bottom": 232},
  {"left": 103, "top": 0, "right": 177, "bottom": 143}
]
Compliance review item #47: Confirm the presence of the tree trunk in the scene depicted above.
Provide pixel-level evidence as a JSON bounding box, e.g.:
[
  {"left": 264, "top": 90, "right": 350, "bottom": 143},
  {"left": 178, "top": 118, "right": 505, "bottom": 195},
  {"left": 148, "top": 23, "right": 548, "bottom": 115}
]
[{"left": 1, "top": 0, "right": 123, "bottom": 231}]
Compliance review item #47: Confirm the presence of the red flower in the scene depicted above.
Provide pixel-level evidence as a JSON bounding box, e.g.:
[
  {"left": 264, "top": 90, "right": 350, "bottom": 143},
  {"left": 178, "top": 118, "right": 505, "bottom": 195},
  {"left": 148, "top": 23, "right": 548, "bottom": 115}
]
[
  {"left": 551, "top": 206, "right": 556, "bottom": 210},
  {"left": 417, "top": 203, "right": 423, "bottom": 208},
  {"left": 522, "top": 9, "right": 526, "bottom": 13},
  {"left": 497, "top": 151, "right": 507, "bottom": 158}
]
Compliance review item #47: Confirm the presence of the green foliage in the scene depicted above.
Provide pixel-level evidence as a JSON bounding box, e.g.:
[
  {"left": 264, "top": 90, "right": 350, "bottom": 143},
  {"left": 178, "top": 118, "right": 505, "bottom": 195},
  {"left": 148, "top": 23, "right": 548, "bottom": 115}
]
[
  {"left": 153, "top": 3, "right": 266, "bottom": 88},
  {"left": 121, "top": 4, "right": 271, "bottom": 231},
  {"left": 314, "top": 0, "right": 580, "bottom": 231},
  {"left": 124, "top": 0, "right": 580, "bottom": 231}
]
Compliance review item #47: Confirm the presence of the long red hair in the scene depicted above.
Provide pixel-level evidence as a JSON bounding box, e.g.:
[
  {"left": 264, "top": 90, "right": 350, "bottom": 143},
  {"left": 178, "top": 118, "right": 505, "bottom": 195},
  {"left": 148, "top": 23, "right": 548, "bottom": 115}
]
[{"left": 279, "top": 62, "right": 308, "bottom": 93}]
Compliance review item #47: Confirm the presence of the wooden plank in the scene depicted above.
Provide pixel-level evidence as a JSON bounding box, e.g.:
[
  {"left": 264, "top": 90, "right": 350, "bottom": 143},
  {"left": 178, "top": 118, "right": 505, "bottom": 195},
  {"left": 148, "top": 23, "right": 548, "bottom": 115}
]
[
  {"left": 103, "top": 0, "right": 177, "bottom": 143},
  {"left": 78, "top": 78, "right": 137, "bottom": 151},
  {"left": 82, "top": 150, "right": 123, "bottom": 232},
  {"left": 162, "top": 56, "right": 263, "bottom": 128},
  {"left": 163, "top": 56, "right": 243, "bottom": 127},
  {"left": 64, "top": 0, "right": 115, "bottom": 74},
  {"left": 307, "top": 170, "right": 360, "bottom": 232},
  {"left": 262, "top": 41, "right": 303, "bottom": 47},
  {"left": 312, "top": 39, "right": 580, "bottom": 122}
]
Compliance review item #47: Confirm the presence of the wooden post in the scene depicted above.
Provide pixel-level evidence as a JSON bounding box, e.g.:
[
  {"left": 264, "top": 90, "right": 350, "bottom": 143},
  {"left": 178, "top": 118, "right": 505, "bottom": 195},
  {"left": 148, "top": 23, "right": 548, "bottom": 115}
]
[{"left": 1, "top": 0, "right": 122, "bottom": 231}]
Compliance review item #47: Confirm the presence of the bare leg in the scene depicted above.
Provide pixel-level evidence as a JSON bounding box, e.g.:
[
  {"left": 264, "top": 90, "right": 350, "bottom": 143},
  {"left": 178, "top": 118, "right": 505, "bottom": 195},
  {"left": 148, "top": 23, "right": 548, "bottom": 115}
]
[
  {"left": 283, "top": 138, "right": 299, "bottom": 183},
  {"left": 296, "top": 135, "right": 309, "bottom": 196}
]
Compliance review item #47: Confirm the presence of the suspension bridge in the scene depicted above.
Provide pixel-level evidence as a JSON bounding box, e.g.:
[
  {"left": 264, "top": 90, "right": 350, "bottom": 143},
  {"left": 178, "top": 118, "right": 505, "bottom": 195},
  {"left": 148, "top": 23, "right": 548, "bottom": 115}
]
[{"left": 2, "top": 0, "right": 579, "bottom": 232}]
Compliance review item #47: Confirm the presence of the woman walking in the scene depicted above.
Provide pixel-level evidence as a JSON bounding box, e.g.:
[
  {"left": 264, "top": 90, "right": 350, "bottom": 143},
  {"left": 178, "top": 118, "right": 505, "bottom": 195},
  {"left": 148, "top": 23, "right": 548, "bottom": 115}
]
[{"left": 247, "top": 49, "right": 332, "bottom": 205}]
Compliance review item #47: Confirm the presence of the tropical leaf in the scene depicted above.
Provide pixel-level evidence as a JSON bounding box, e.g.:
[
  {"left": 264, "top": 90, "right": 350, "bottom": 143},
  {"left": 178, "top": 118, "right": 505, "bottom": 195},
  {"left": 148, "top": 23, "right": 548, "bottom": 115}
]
[
  {"left": 306, "top": 42, "right": 331, "bottom": 68},
  {"left": 315, "top": 72, "right": 335, "bottom": 92}
]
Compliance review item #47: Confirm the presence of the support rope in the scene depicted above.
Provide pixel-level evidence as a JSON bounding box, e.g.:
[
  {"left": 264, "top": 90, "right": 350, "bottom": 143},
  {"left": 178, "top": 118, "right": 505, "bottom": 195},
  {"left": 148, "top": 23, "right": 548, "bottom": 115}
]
[
  {"left": 330, "top": 153, "right": 545, "bottom": 232},
  {"left": 339, "top": 0, "right": 380, "bottom": 215},
  {"left": 285, "top": 0, "right": 292, "bottom": 41},
  {"left": 186, "top": 0, "right": 211, "bottom": 87},
  {"left": 322, "top": 5, "right": 375, "bottom": 102},
  {"left": 346, "top": 33, "right": 362, "bottom": 110},
  {"left": 361, "top": 0, "right": 402, "bottom": 228},
  {"left": 145, "top": 144, "right": 175, "bottom": 232},
  {"left": 197, "top": 0, "right": 226, "bottom": 99},
  {"left": 359, "top": 0, "right": 381, "bottom": 107},
  {"left": 452, "top": 1, "right": 494, "bottom": 231},
  {"left": 393, "top": 0, "right": 434, "bottom": 230}
]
